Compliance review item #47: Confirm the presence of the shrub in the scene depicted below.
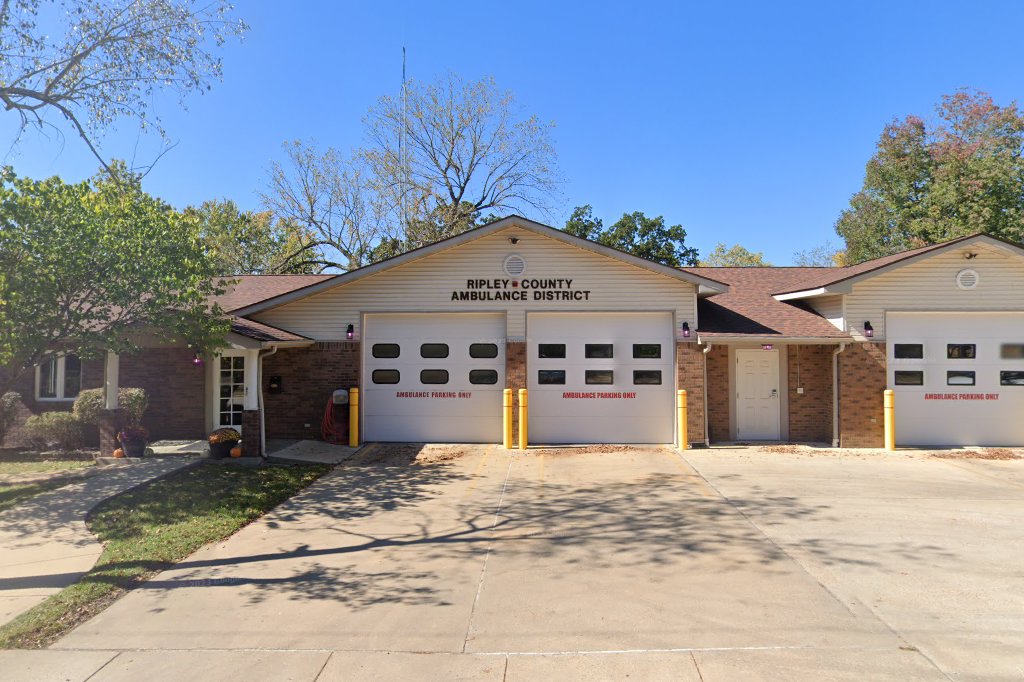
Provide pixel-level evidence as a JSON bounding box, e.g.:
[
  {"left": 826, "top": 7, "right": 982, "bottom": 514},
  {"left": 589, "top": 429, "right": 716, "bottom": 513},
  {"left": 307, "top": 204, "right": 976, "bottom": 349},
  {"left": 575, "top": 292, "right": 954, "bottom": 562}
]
[
  {"left": 73, "top": 387, "right": 148, "bottom": 426},
  {"left": 0, "top": 391, "right": 22, "bottom": 445},
  {"left": 23, "top": 412, "right": 86, "bottom": 450}
]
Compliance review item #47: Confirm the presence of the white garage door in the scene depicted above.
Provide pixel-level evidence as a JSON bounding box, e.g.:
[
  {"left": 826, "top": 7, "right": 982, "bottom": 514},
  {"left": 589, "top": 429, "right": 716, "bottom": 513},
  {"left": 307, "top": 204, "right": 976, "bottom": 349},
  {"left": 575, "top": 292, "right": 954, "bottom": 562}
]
[
  {"left": 527, "top": 312, "right": 675, "bottom": 444},
  {"left": 363, "top": 313, "right": 505, "bottom": 442},
  {"left": 888, "top": 311, "right": 1024, "bottom": 447}
]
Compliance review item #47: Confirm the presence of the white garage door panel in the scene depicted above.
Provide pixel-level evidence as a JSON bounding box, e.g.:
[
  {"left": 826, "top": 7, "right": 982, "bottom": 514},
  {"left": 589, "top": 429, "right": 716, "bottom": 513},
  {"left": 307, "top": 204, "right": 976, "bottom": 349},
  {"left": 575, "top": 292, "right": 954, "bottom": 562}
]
[
  {"left": 528, "top": 312, "right": 674, "bottom": 444},
  {"left": 888, "top": 312, "right": 1024, "bottom": 447},
  {"left": 363, "top": 313, "right": 505, "bottom": 442}
]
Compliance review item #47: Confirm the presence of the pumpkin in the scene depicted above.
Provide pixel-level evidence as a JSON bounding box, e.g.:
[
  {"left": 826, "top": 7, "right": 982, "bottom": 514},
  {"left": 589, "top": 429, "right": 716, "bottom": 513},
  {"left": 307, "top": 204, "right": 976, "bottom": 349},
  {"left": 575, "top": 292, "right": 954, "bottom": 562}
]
[
  {"left": 112, "top": 448, "right": 125, "bottom": 458},
  {"left": 230, "top": 445, "right": 243, "bottom": 458}
]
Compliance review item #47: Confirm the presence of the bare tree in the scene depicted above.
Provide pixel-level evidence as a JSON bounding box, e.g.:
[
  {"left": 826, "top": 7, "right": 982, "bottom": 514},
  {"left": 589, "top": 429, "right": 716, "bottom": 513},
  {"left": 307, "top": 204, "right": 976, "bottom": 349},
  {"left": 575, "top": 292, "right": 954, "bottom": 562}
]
[
  {"left": 262, "top": 140, "right": 391, "bottom": 272},
  {"left": 0, "top": 0, "right": 247, "bottom": 172},
  {"left": 363, "top": 73, "right": 560, "bottom": 243}
]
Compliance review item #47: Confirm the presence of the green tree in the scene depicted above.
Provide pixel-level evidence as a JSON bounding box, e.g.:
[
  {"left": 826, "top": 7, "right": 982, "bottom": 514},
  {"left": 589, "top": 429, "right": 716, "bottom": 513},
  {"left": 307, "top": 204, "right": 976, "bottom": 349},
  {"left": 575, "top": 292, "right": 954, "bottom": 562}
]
[
  {"left": 0, "top": 0, "right": 247, "bottom": 172},
  {"left": 561, "top": 205, "right": 699, "bottom": 267},
  {"left": 836, "top": 89, "right": 1024, "bottom": 262},
  {"left": 699, "top": 243, "right": 772, "bottom": 267},
  {"left": 190, "top": 199, "right": 323, "bottom": 274},
  {"left": 0, "top": 165, "right": 230, "bottom": 397}
]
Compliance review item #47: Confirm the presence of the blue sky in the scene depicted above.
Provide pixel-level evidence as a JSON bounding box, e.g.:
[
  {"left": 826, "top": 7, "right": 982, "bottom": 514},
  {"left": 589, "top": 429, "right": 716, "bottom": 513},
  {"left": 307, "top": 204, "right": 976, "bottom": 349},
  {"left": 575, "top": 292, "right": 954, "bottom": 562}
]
[{"left": 3, "top": 0, "right": 1023, "bottom": 264}]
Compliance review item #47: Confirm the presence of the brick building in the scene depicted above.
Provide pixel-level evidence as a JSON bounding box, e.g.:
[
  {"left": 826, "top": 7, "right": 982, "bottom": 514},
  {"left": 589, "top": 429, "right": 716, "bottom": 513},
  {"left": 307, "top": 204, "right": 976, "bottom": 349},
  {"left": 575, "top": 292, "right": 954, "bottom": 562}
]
[{"left": 5, "top": 217, "right": 1024, "bottom": 452}]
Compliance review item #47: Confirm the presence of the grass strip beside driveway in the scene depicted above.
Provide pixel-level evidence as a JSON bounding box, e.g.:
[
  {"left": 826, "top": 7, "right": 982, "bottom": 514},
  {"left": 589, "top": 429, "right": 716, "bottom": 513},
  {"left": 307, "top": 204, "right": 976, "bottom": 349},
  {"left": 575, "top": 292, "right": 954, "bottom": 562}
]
[
  {"left": 0, "top": 461, "right": 330, "bottom": 649},
  {"left": 0, "top": 461, "right": 94, "bottom": 476}
]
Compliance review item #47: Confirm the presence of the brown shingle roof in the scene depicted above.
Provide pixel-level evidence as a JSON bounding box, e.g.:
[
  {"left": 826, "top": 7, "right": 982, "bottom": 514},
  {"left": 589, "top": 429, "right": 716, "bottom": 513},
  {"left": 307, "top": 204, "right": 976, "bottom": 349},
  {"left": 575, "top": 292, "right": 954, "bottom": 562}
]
[
  {"left": 683, "top": 267, "right": 851, "bottom": 339},
  {"left": 229, "top": 316, "right": 311, "bottom": 343},
  {"left": 213, "top": 275, "right": 335, "bottom": 313}
]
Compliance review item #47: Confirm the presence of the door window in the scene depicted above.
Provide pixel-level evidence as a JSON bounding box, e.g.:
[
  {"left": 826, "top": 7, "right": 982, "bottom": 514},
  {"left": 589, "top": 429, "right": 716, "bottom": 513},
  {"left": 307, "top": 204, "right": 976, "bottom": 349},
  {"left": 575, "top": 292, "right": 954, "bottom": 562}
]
[
  {"left": 1000, "top": 371, "right": 1024, "bottom": 386},
  {"left": 469, "top": 343, "right": 498, "bottom": 358},
  {"left": 633, "top": 370, "right": 662, "bottom": 385},
  {"left": 372, "top": 343, "right": 400, "bottom": 358},
  {"left": 420, "top": 343, "right": 449, "bottom": 358},
  {"left": 420, "top": 369, "right": 449, "bottom": 384},
  {"left": 947, "top": 344, "right": 976, "bottom": 359},
  {"left": 894, "top": 370, "right": 924, "bottom": 386},
  {"left": 632, "top": 344, "right": 661, "bottom": 359},
  {"left": 469, "top": 369, "right": 498, "bottom": 385},
  {"left": 538, "top": 344, "right": 565, "bottom": 359},
  {"left": 538, "top": 370, "right": 565, "bottom": 385},
  {"left": 1000, "top": 343, "right": 1024, "bottom": 359},
  {"left": 893, "top": 344, "right": 924, "bottom": 359},
  {"left": 372, "top": 369, "right": 400, "bottom": 384},
  {"left": 218, "top": 356, "right": 246, "bottom": 426},
  {"left": 585, "top": 370, "right": 614, "bottom": 385},
  {"left": 946, "top": 371, "right": 975, "bottom": 386},
  {"left": 585, "top": 344, "right": 614, "bottom": 359}
]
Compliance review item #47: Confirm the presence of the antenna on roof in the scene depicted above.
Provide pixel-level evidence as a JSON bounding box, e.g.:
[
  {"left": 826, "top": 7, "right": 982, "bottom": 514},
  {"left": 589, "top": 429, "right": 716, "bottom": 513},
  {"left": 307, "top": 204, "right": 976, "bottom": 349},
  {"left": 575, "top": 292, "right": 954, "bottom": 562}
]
[{"left": 401, "top": 46, "right": 408, "bottom": 232}]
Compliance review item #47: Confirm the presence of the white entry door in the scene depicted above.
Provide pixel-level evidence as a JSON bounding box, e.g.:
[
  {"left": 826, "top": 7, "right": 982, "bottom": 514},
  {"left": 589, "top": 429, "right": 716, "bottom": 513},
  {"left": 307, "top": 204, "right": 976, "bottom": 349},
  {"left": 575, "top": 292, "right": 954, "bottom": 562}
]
[
  {"left": 527, "top": 312, "right": 675, "bottom": 444},
  {"left": 736, "top": 349, "right": 780, "bottom": 440},
  {"left": 216, "top": 353, "right": 248, "bottom": 432},
  {"left": 363, "top": 313, "right": 505, "bottom": 442}
]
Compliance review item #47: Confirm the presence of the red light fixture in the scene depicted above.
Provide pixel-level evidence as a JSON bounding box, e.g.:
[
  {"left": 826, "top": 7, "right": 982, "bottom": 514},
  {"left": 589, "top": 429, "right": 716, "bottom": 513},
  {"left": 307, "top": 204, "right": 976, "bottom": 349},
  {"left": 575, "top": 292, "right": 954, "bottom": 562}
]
[
  {"left": 864, "top": 321, "right": 874, "bottom": 338},
  {"left": 346, "top": 324, "right": 354, "bottom": 340},
  {"left": 681, "top": 322, "right": 691, "bottom": 338}
]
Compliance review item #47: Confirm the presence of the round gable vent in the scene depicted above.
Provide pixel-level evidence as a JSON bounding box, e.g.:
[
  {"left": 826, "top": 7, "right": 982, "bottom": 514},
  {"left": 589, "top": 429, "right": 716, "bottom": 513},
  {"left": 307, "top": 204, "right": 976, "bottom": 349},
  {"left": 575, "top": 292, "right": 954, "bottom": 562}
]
[
  {"left": 955, "top": 269, "right": 979, "bottom": 290},
  {"left": 503, "top": 254, "right": 527, "bottom": 277}
]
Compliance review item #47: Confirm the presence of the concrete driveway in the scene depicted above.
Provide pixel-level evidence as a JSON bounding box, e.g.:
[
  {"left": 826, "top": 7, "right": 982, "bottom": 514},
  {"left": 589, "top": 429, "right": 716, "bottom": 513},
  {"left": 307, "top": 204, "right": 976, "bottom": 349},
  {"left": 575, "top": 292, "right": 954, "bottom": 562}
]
[{"left": 8, "top": 445, "right": 1023, "bottom": 681}]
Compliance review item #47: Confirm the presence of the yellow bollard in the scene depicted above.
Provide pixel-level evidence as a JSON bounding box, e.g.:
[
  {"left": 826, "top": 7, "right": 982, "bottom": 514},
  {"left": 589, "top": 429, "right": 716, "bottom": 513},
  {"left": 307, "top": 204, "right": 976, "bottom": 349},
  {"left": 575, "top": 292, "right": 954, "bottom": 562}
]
[
  {"left": 677, "top": 389, "right": 688, "bottom": 450},
  {"left": 348, "top": 387, "right": 360, "bottom": 448},
  {"left": 503, "top": 389, "right": 513, "bottom": 449},
  {"left": 518, "top": 388, "right": 528, "bottom": 450},
  {"left": 883, "top": 389, "right": 895, "bottom": 451}
]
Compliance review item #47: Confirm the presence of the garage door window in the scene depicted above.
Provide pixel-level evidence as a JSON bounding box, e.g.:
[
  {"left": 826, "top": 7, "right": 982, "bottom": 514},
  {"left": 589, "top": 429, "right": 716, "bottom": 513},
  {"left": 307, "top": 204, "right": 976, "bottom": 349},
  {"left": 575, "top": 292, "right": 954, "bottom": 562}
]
[
  {"left": 420, "top": 343, "right": 449, "bottom": 358},
  {"left": 633, "top": 370, "right": 662, "bottom": 385},
  {"left": 1001, "top": 371, "right": 1024, "bottom": 386},
  {"left": 469, "top": 343, "right": 498, "bottom": 358},
  {"left": 538, "top": 370, "right": 565, "bottom": 384},
  {"left": 632, "top": 344, "right": 661, "bottom": 359},
  {"left": 947, "top": 371, "right": 975, "bottom": 386},
  {"left": 420, "top": 369, "right": 449, "bottom": 384},
  {"left": 469, "top": 369, "right": 498, "bottom": 385},
  {"left": 538, "top": 344, "right": 565, "bottom": 359},
  {"left": 894, "top": 370, "right": 924, "bottom": 386},
  {"left": 372, "top": 343, "right": 400, "bottom": 358},
  {"left": 372, "top": 369, "right": 400, "bottom": 384},
  {"left": 585, "top": 370, "right": 614, "bottom": 385},
  {"left": 585, "top": 344, "right": 614, "bottom": 359},
  {"left": 894, "top": 344, "right": 924, "bottom": 359},
  {"left": 947, "top": 344, "right": 976, "bottom": 359},
  {"left": 1001, "top": 344, "right": 1024, "bottom": 360}
]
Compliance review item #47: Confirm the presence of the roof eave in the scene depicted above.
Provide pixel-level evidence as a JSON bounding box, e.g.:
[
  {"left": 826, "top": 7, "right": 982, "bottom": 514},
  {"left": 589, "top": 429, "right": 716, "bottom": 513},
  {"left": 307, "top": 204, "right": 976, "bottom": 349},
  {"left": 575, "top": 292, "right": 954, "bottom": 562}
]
[
  {"left": 697, "top": 334, "right": 851, "bottom": 344},
  {"left": 231, "top": 215, "right": 729, "bottom": 316}
]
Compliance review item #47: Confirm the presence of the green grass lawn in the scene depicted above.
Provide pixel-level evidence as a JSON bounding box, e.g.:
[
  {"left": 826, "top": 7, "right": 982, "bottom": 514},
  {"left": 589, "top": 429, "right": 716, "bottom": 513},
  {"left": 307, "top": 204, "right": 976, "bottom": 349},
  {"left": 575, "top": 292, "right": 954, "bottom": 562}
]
[
  {"left": 0, "top": 481, "right": 74, "bottom": 514},
  {"left": 0, "top": 461, "right": 330, "bottom": 649},
  {"left": 0, "top": 460, "right": 94, "bottom": 476}
]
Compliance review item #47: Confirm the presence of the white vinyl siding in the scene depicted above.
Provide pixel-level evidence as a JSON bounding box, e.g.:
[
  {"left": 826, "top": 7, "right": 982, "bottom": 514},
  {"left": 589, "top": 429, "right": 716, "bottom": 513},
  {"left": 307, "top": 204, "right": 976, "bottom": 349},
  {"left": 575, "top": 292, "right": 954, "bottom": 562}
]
[
  {"left": 253, "top": 226, "right": 698, "bottom": 341},
  {"left": 844, "top": 245, "right": 1024, "bottom": 341},
  {"left": 807, "top": 294, "right": 844, "bottom": 331}
]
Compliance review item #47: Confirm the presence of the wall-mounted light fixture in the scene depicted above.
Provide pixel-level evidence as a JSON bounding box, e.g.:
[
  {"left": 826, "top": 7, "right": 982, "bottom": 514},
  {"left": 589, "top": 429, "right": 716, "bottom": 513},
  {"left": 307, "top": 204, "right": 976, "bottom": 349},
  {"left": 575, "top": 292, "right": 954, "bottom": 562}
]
[
  {"left": 346, "top": 324, "right": 354, "bottom": 340},
  {"left": 192, "top": 353, "right": 204, "bottom": 367},
  {"left": 681, "top": 322, "right": 691, "bottom": 338},
  {"left": 863, "top": 321, "right": 874, "bottom": 338}
]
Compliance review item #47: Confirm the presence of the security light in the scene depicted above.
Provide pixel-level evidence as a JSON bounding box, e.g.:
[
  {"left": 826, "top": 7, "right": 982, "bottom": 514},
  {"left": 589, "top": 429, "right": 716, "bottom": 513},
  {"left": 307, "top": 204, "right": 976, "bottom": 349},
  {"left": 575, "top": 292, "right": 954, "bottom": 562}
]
[
  {"left": 346, "top": 324, "right": 354, "bottom": 340},
  {"left": 863, "top": 321, "right": 874, "bottom": 338},
  {"left": 682, "top": 322, "right": 691, "bottom": 338}
]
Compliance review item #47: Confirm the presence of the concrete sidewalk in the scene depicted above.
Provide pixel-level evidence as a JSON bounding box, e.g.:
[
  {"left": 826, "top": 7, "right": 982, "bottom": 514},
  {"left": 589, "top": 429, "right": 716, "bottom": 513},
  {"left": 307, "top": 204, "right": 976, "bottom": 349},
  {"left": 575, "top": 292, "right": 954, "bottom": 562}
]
[{"left": 0, "top": 457, "right": 196, "bottom": 625}]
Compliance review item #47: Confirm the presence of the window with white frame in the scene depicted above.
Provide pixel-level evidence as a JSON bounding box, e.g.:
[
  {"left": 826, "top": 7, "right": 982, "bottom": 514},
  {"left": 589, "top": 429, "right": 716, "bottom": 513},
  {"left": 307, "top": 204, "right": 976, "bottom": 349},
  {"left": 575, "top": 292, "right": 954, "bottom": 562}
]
[{"left": 36, "top": 354, "right": 82, "bottom": 401}]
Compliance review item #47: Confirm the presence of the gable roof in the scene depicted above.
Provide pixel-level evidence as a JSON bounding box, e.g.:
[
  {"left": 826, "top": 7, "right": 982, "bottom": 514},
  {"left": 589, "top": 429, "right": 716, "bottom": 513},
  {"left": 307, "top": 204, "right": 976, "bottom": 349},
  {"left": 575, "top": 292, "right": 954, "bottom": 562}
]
[
  {"left": 229, "top": 215, "right": 729, "bottom": 317},
  {"left": 229, "top": 316, "right": 312, "bottom": 344},
  {"left": 213, "top": 275, "right": 335, "bottom": 312},
  {"left": 772, "top": 233, "right": 1024, "bottom": 299},
  {"left": 682, "top": 267, "right": 851, "bottom": 340}
]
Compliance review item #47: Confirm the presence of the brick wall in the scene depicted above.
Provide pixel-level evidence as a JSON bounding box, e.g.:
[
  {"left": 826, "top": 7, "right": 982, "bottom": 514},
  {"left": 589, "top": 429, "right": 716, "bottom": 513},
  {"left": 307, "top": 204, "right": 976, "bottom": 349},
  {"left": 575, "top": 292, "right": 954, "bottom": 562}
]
[
  {"left": 705, "top": 345, "right": 730, "bottom": 443},
  {"left": 120, "top": 348, "right": 206, "bottom": 441},
  {"left": 838, "top": 342, "right": 887, "bottom": 448},
  {"left": 262, "top": 342, "right": 359, "bottom": 440},
  {"left": 2, "top": 358, "right": 104, "bottom": 447},
  {"left": 676, "top": 342, "right": 706, "bottom": 446},
  {"left": 787, "top": 345, "right": 834, "bottom": 443},
  {"left": 505, "top": 341, "right": 526, "bottom": 447}
]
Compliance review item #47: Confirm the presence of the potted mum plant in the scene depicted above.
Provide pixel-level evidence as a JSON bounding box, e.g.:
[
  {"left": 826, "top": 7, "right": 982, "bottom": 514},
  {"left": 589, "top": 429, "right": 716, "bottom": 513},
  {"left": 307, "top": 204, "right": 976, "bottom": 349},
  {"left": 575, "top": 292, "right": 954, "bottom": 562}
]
[
  {"left": 208, "top": 427, "right": 241, "bottom": 459},
  {"left": 118, "top": 426, "right": 149, "bottom": 458}
]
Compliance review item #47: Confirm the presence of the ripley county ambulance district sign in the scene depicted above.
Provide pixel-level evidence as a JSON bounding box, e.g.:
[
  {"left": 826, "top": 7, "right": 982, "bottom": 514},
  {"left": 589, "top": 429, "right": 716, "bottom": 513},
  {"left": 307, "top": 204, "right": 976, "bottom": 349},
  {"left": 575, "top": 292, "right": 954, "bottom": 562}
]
[{"left": 450, "top": 278, "right": 592, "bottom": 302}]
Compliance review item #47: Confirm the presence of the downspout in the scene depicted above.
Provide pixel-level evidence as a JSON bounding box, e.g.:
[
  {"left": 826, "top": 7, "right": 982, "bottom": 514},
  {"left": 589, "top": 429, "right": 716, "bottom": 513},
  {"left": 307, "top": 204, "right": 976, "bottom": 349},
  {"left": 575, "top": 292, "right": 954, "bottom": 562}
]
[
  {"left": 257, "top": 345, "right": 278, "bottom": 459},
  {"left": 832, "top": 342, "right": 847, "bottom": 448},
  {"left": 702, "top": 341, "right": 713, "bottom": 447}
]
